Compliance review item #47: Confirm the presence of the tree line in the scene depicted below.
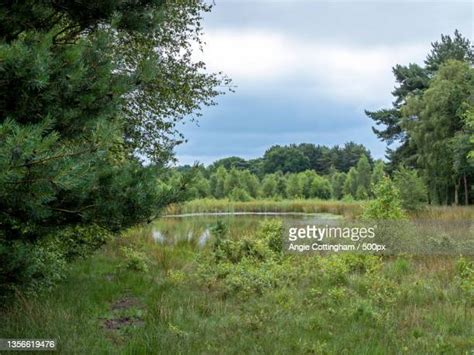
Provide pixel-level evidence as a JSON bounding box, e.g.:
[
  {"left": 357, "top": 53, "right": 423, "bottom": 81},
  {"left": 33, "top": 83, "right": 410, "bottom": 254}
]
[
  {"left": 366, "top": 30, "right": 473, "bottom": 205},
  {"left": 170, "top": 151, "right": 427, "bottom": 211}
]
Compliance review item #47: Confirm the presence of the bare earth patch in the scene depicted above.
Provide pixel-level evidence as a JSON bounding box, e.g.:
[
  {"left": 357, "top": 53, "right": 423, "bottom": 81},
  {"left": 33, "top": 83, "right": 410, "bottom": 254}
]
[{"left": 101, "top": 296, "right": 145, "bottom": 331}]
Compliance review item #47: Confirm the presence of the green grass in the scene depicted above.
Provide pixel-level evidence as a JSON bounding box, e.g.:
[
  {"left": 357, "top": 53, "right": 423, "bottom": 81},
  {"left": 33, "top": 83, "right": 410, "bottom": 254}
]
[
  {"left": 166, "top": 198, "right": 364, "bottom": 219},
  {"left": 1, "top": 217, "right": 473, "bottom": 354}
]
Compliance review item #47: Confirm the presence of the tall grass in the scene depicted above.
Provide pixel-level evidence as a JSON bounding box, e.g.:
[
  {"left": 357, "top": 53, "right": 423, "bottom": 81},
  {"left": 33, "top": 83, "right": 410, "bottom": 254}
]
[
  {"left": 167, "top": 198, "right": 474, "bottom": 221},
  {"left": 166, "top": 198, "right": 364, "bottom": 219},
  {"left": 1, "top": 222, "right": 472, "bottom": 354},
  {"left": 413, "top": 205, "right": 474, "bottom": 221}
]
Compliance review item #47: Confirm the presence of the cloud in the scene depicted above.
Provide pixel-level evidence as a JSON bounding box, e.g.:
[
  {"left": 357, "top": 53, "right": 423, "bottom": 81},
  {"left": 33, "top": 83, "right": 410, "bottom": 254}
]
[{"left": 195, "top": 29, "right": 429, "bottom": 106}]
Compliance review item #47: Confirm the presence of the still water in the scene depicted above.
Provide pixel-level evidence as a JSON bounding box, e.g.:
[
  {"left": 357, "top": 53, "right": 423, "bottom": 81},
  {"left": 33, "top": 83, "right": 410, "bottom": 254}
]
[{"left": 152, "top": 212, "right": 341, "bottom": 247}]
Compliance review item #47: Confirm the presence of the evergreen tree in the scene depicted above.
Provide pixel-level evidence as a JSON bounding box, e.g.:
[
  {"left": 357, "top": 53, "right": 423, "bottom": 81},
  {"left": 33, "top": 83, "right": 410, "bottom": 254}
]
[
  {"left": 0, "top": 1, "right": 228, "bottom": 297},
  {"left": 366, "top": 31, "right": 473, "bottom": 172}
]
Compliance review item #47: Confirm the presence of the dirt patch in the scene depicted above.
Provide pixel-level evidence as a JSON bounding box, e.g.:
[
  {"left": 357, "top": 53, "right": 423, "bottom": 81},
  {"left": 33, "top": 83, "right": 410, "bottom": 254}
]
[
  {"left": 103, "top": 316, "right": 145, "bottom": 330},
  {"left": 111, "top": 296, "right": 142, "bottom": 311},
  {"left": 100, "top": 296, "right": 145, "bottom": 332}
]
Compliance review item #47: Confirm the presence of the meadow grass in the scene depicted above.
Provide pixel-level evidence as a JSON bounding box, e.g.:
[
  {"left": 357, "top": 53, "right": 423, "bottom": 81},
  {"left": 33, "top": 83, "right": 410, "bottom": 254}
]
[
  {"left": 166, "top": 198, "right": 364, "bottom": 219},
  {"left": 1, "top": 214, "right": 472, "bottom": 354}
]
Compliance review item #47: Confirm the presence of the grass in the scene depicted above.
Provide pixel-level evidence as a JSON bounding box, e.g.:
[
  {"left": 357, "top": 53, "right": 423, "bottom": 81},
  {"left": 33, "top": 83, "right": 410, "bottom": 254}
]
[
  {"left": 1, "top": 212, "right": 473, "bottom": 354},
  {"left": 166, "top": 198, "right": 364, "bottom": 219},
  {"left": 168, "top": 198, "right": 474, "bottom": 221}
]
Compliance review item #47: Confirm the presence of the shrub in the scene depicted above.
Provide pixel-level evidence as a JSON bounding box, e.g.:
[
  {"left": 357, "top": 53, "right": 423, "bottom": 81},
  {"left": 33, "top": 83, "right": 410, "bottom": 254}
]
[
  {"left": 0, "top": 225, "right": 112, "bottom": 302},
  {"left": 0, "top": 240, "right": 67, "bottom": 303},
  {"left": 45, "top": 224, "right": 112, "bottom": 261},
  {"left": 120, "top": 247, "right": 150, "bottom": 272},
  {"left": 362, "top": 177, "right": 407, "bottom": 220},
  {"left": 256, "top": 219, "right": 283, "bottom": 254}
]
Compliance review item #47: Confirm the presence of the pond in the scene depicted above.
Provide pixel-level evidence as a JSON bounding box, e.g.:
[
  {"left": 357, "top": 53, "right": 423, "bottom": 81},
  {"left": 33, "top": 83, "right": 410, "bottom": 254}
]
[{"left": 152, "top": 212, "right": 341, "bottom": 247}]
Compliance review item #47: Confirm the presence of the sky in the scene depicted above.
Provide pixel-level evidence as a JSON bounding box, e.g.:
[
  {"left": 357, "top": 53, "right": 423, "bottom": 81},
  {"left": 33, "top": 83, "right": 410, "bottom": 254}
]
[{"left": 174, "top": 0, "right": 473, "bottom": 166}]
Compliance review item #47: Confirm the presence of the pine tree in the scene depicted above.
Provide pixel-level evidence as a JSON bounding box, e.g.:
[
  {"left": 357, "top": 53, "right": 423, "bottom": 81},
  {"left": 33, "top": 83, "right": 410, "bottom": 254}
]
[{"left": 0, "top": 1, "right": 227, "bottom": 298}]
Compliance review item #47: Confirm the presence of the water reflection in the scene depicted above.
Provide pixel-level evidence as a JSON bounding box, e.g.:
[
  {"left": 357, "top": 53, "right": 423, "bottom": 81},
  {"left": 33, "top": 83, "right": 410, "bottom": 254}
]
[{"left": 151, "top": 212, "right": 340, "bottom": 248}]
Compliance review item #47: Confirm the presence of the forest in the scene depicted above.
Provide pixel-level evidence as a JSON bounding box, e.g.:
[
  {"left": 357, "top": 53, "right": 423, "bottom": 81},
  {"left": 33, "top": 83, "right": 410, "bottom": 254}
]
[{"left": 0, "top": 1, "right": 473, "bottom": 354}]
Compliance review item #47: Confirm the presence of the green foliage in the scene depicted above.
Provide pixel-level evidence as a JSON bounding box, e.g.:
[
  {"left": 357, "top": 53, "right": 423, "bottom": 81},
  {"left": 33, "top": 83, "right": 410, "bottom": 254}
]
[
  {"left": 120, "top": 247, "right": 150, "bottom": 273},
  {"left": 286, "top": 174, "right": 303, "bottom": 198},
  {"left": 45, "top": 225, "right": 112, "bottom": 262},
  {"left": 229, "top": 187, "right": 252, "bottom": 202},
  {"left": 0, "top": 1, "right": 227, "bottom": 297},
  {"left": 393, "top": 166, "right": 428, "bottom": 211},
  {"left": 402, "top": 60, "right": 474, "bottom": 204},
  {"left": 2, "top": 212, "right": 472, "bottom": 353},
  {"left": 366, "top": 31, "right": 474, "bottom": 205},
  {"left": 356, "top": 155, "right": 372, "bottom": 195},
  {"left": 0, "top": 240, "right": 67, "bottom": 302},
  {"left": 310, "top": 175, "right": 332, "bottom": 199},
  {"left": 355, "top": 185, "right": 369, "bottom": 200},
  {"left": 455, "top": 257, "right": 473, "bottom": 298},
  {"left": 466, "top": 109, "right": 474, "bottom": 162},
  {"left": 331, "top": 171, "right": 347, "bottom": 200},
  {"left": 261, "top": 174, "right": 278, "bottom": 198},
  {"left": 363, "top": 177, "right": 407, "bottom": 220},
  {"left": 263, "top": 145, "right": 310, "bottom": 174},
  {"left": 371, "top": 160, "right": 385, "bottom": 190},
  {"left": 343, "top": 167, "right": 359, "bottom": 198},
  {"left": 0, "top": 224, "right": 112, "bottom": 301},
  {"left": 203, "top": 220, "right": 284, "bottom": 298}
]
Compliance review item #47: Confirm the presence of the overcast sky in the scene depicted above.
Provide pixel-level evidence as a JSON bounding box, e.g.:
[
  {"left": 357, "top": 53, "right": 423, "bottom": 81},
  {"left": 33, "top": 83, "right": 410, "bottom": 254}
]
[{"left": 175, "top": 0, "right": 473, "bottom": 166}]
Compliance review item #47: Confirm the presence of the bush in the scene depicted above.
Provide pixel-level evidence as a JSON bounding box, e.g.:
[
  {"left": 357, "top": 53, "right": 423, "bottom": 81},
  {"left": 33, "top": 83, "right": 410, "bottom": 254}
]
[
  {"left": 201, "top": 220, "right": 285, "bottom": 297},
  {"left": 45, "top": 225, "right": 112, "bottom": 261},
  {"left": 0, "top": 240, "right": 67, "bottom": 303},
  {"left": 362, "top": 177, "right": 407, "bottom": 220},
  {"left": 120, "top": 247, "right": 150, "bottom": 272},
  {"left": 0, "top": 224, "right": 111, "bottom": 302}
]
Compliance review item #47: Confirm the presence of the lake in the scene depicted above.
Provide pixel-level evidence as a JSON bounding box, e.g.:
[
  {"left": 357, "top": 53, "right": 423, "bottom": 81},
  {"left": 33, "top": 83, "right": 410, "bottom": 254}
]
[{"left": 152, "top": 212, "right": 341, "bottom": 247}]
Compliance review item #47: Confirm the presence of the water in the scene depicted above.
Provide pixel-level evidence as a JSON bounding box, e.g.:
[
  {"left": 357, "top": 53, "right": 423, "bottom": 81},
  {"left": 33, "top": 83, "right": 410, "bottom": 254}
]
[{"left": 151, "top": 212, "right": 341, "bottom": 247}]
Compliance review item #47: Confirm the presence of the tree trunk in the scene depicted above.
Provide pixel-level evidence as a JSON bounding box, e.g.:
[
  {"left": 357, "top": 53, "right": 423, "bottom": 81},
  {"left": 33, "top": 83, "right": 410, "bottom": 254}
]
[
  {"left": 454, "top": 180, "right": 459, "bottom": 206},
  {"left": 463, "top": 174, "right": 468, "bottom": 205}
]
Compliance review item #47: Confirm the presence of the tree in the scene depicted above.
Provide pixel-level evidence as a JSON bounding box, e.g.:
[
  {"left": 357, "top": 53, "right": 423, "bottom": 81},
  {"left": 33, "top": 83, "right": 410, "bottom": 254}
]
[
  {"left": 0, "top": 1, "right": 228, "bottom": 297},
  {"left": 224, "top": 168, "right": 242, "bottom": 196},
  {"left": 343, "top": 167, "right": 359, "bottom": 198},
  {"left": 286, "top": 174, "right": 303, "bottom": 198},
  {"left": 366, "top": 31, "right": 473, "bottom": 172},
  {"left": 310, "top": 175, "right": 332, "bottom": 200},
  {"left": 298, "top": 171, "right": 317, "bottom": 198},
  {"left": 337, "top": 142, "right": 373, "bottom": 173},
  {"left": 211, "top": 166, "right": 228, "bottom": 199},
  {"left": 355, "top": 155, "right": 372, "bottom": 195},
  {"left": 393, "top": 167, "right": 428, "bottom": 211},
  {"left": 262, "top": 145, "right": 310, "bottom": 174},
  {"left": 208, "top": 157, "right": 248, "bottom": 172},
  {"left": 261, "top": 174, "right": 278, "bottom": 198},
  {"left": 241, "top": 170, "right": 260, "bottom": 198},
  {"left": 402, "top": 60, "right": 473, "bottom": 204},
  {"left": 371, "top": 160, "right": 386, "bottom": 191},
  {"left": 331, "top": 172, "right": 347, "bottom": 200}
]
